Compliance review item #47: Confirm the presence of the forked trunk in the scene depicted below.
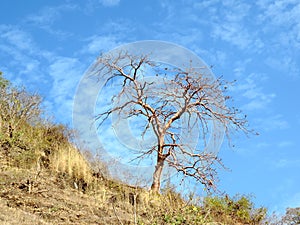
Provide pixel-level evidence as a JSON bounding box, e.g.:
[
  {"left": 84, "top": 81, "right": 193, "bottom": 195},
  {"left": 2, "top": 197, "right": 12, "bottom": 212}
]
[{"left": 150, "top": 155, "right": 165, "bottom": 193}]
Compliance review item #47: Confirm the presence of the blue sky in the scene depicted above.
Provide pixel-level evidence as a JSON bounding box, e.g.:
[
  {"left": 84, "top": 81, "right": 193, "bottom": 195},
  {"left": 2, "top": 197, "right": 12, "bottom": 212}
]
[{"left": 1, "top": 0, "right": 299, "bottom": 214}]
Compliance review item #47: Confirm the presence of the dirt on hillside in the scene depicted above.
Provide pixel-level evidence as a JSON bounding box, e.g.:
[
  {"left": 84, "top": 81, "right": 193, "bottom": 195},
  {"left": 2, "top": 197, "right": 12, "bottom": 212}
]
[{"left": 0, "top": 165, "right": 135, "bottom": 225}]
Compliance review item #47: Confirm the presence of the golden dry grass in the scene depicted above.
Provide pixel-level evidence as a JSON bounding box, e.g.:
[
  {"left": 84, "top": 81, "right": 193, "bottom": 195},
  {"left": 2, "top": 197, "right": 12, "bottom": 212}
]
[{"left": 49, "top": 144, "right": 94, "bottom": 186}]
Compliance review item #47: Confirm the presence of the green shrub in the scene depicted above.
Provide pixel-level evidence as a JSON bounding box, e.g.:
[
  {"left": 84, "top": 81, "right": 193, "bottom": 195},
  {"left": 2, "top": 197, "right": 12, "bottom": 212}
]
[{"left": 203, "top": 194, "right": 267, "bottom": 224}]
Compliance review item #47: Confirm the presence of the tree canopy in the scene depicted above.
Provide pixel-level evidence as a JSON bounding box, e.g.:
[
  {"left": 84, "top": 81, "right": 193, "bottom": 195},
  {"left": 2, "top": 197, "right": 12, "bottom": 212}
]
[{"left": 94, "top": 52, "right": 249, "bottom": 192}]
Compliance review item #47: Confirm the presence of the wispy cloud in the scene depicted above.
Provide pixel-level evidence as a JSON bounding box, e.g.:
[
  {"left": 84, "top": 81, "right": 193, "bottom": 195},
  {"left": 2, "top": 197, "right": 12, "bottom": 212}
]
[
  {"left": 157, "top": 0, "right": 299, "bottom": 79},
  {"left": 277, "top": 141, "right": 294, "bottom": 148},
  {"left": 100, "top": 0, "right": 120, "bottom": 7},
  {"left": 79, "top": 19, "right": 135, "bottom": 56},
  {"left": 255, "top": 114, "right": 289, "bottom": 131},
  {"left": 272, "top": 158, "right": 300, "bottom": 168},
  {"left": 0, "top": 24, "right": 85, "bottom": 123},
  {"left": 256, "top": 141, "right": 271, "bottom": 148},
  {"left": 257, "top": 0, "right": 300, "bottom": 77},
  {"left": 232, "top": 73, "right": 276, "bottom": 111},
  {"left": 0, "top": 25, "right": 37, "bottom": 54},
  {"left": 265, "top": 56, "right": 300, "bottom": 79},
  {"left": 258, "top": 0, "right": 300, "bottom": 43},
  {"left": 25, "top": 4, "right": 77, "bottom": 38},
  {"left": 47, "top": 56, "right": 85, "bottom": 123},
  {"left": 254, "top": 139, "right": 293, "bottom": 151},
  {"left": 83, "top": 0, "right": 120, "bottom": 14},
  {"left": 80, "top": 35, "right": 123, "bottom": 54},
  {"left": 202, "top": 1, "right": 265, "bottom": 52},
  {"left": 211, "top": 24, "right": 251, "bottom": 50},
  {"left": 257, "top": 0, "right": 300, "bottom": 31},
  {"left": 0, "top": 25, "right": 50, "bottom": 87}
]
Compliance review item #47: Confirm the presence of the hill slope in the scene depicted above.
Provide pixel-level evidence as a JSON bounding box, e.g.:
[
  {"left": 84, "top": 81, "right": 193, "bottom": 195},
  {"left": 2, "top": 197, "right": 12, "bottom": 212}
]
[
  {"left": 0, "top": 159, "right": 268, "bottom": 225},
  {"left": 0, "top": 164, "right": 131, "bottom": 225},
  {"left": 0, "top": 72, "right": 268, "bottom": 224}
]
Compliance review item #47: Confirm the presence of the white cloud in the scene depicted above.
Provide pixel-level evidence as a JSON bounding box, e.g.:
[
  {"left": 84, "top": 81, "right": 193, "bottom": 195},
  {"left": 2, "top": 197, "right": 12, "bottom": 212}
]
[
  {"left": 81, "top": 35, "right": 122, "bottom": 54},
  {"left": 242, "top": 94, "right": 276, "bottom": 111},
  {"left": 211, "top": 23, "right": 251, "bottom": 50},
  {"left": 254, "top": 139, "right": 293, "bottom": 152},
  {"left": 100, "top": 0, "right": 120, "bottom": 7},
  {"left": 193, "top": 0, "right": 221, "bottom": 9},
  {"left": 255, "top": 114, "right": 289, "bottom": 131},
  {"left": 258, "top": 0, "right": 300, "bottom": 28},
  {"left": 160, "top": 29, "right": 204, "bottom": 48},
  {"left": 25, "top": 4, "right": 77, "bottom": 38},
  {"left": 233, "top": 59, "right": 253, "bottom": 77},
  {"left": 0, "top": 25, "right": 78, "bottom": 123},
  {"left": 83, "top": 0, "right": 120, "bottom": 13},
  {"left": 26, "top": 7, "right": 60, "bottom": 25},
  {"left": 204, "top": 1, "right": 265, "bottom": 52},
  {"left": 79, "top": 19, "right": 135, "bottom": 55},
  {"left": 0, "top": 25, "right": 50, "bottom": 87},
  {"left": 232, "top": 73, "right": 276, "bottom": 111},
  {"left": 274, "top": 159, "right": 289, "bottom": 168},
  {"left": 257, "top": 0, "right": 300, "bottom": 77},
  {"left": 152, "top": 0, "right": 299, "bottom": 81},
  {"left": 265, "top": 56, "right": 300, "bottom": 78},
  {"left": 256, "top": 142, "right": 271, "bottom": 148},
  {"left": 0, "top": 25, "right": 36, "bottom": 54},
  {"left": 277, "top": 141, "right": 294, "bottom": 148},
  {"left": 48, "top": 56, "right": 85, "bottom": 123},
  {"left": 273, "top": 158, "right": 300, "bottom": 168}
]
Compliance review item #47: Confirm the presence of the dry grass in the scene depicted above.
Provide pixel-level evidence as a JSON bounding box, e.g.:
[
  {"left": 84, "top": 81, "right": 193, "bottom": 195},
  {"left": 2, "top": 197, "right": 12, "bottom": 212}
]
[
  {"left": 49, "top": 144, "right": 94, "bottom": 187},
  {"left": 0, "top": 165, "right": 132, "bottom": 225},
  {"left": 0, "top": 146, "right": 269, "bottom": 225},
  {"left": 0, "top": 121, "right": 268, "bottom": 225},
  {"left": 0, "top": 200, "right": 49, "bottom": 225},
  {"left": 0, "top": 131, "right": 268, "bottom": 225},
  {"left": 0, "top": 163, "right": 181, "bottom": 225}
]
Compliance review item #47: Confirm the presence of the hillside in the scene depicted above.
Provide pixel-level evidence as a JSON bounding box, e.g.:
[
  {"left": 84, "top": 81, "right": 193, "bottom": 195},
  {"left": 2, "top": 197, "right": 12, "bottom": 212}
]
[
  {"left": 0, "top": 72, "right": 269, "bottom": 224},
  {"left": 0, "top": 150, "right": 268, "bottom": 225},
  {"left": 0, "top": 159, "right": 159, "bottom": 225}
]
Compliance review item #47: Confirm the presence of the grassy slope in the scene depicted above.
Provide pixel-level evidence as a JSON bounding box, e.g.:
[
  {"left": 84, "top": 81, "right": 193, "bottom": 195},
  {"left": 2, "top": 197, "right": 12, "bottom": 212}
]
[
  {"left": 0, "top": 161, "right": 139, "bottom": 224},
  {"left": 0, "top": 73, "right": 268, "bottom": 225},
  {"left": 0, "top": 151, "right": 267, "bottom": 225},
  {"left": 0, "top": 147, "right": 189, "bottom": 225}
]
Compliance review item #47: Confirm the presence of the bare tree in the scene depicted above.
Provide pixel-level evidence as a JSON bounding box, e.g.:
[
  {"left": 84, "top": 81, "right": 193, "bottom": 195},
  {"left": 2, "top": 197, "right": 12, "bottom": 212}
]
[
  {"left": 0, "top": 73, "right": 41, "bottom": 140},
  {"left": 279, "top": 207, "right": 300, "bottom": 225},
  {"left": 93, "top": 52, "right": 249, "bottom": 193}
]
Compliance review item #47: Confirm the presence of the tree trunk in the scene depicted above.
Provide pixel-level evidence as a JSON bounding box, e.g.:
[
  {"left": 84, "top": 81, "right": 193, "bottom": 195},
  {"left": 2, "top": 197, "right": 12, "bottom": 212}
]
[{"left": 150, "top": 154, "right": 165, "bottom": 193}]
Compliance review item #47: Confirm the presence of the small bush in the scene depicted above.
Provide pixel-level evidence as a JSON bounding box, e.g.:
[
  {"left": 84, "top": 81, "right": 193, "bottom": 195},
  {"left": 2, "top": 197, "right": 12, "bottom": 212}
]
[
  {"left": 203, "top": 194, "right": 267, "bottom": 224},
  {"left": 0, "top": 72, "right": 94, "bottom": 190}
]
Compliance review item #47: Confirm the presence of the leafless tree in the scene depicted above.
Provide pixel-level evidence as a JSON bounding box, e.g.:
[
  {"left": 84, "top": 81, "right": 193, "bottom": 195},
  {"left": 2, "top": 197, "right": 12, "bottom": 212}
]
[
  {"left": 93, "top": 52, "right": 249, "bottom": 193},
  {"left": 279, "top": 207, "right": 300, "bottom": 225},
  {"left": 0, "top": 73, "right": 41, "bottom": 140}
]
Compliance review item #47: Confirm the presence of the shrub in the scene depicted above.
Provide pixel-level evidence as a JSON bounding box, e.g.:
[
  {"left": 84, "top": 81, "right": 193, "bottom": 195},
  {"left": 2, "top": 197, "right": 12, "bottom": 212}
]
[
  {"left": 0, "top": 72, "right": 94, "bottom": 189},
  {"left": 203, "top": 194, "right": 267, "bottom": 224}
]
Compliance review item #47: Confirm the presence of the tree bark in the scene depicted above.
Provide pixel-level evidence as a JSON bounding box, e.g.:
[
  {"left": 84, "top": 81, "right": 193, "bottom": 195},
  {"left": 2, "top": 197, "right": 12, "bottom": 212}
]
[{"left": 150, "top": 153, "right": 165, "bottom": 193}]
